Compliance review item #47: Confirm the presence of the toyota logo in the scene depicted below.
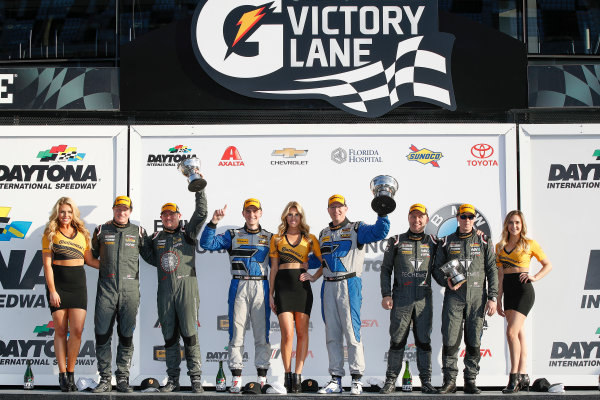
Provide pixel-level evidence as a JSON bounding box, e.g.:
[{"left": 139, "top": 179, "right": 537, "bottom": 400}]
[{"left": 471, "top": 144, "right": 494, "bottom": 159}]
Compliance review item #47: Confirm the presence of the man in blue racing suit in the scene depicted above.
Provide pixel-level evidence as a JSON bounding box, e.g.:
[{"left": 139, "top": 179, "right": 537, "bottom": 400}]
[{"left": 309, "top": 194, "right": 390, "bottom": 395}]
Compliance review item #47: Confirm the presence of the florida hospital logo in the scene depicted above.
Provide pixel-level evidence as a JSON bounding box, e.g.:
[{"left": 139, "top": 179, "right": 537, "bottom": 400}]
[
  {"left": 424, "top": 204, "right": 492, "bottom": 238},
  {"left": 192, "top": 0, "right": 456, "bottom": 118}
]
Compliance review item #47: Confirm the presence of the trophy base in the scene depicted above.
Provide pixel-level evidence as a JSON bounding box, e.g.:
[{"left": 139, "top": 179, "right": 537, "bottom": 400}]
[
  {"left": 450, "top": 274, "right": 466, "bottom": 286},
  {"left": 188, "top": 179, "right": 207, "bottom": 192},
  {"left": 371, "top": 196, "right": 396, "bottom": 214}
]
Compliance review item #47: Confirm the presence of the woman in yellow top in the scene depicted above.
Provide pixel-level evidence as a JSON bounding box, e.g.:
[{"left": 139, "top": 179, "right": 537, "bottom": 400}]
[
  {"left": 495, "top": 210, "right": 552, "bottom": 394},
  {"left": 42, "top": 197, "right": 98, "bottom": 392},
  {"left": 269, "top": 201, "right": 323, "bottom": 393}
]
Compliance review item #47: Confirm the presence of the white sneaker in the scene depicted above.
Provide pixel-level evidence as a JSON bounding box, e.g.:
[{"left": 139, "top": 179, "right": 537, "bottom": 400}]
[
  {"left": 350, "top": 379, "right": 363, "bottom": 395},
  {"left": 230, "top": 376, "right": 242, "bottom": 393},
  {"left": 318, "top": 377, "right": 343, "bottom": 394},
  {"left": 258, "top": 376, "right": 267, "bottom": 387}
]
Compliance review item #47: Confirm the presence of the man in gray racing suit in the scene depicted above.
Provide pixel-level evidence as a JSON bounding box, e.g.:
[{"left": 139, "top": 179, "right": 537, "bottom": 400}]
[
  {"left": 140, "top": 190, "right": 207, "bottom": 393},
  {"left": 91, "top": 196, "right": 146, "bottom": 393},
  {"left": 432, "top": 204, "right": 498, "bottom": 394},
  {"left": 380, "top": 203, "right": 438, "bottom": 394},
  {"left": 308, "top": 194, "right": 390, "bottom": 396},
  {"left": 199, "top": 199, "right": 272, "bottom": 393}
]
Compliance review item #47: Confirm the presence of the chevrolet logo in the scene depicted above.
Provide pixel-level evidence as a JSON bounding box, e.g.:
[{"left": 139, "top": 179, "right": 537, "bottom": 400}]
[{"left": 272, "top": 148, "right": 308, "bottom": 158}]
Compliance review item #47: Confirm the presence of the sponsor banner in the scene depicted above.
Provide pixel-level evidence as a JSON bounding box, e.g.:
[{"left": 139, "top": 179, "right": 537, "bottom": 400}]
[
  {"left": 520, "top": 124, "right": 600, "bottom": 382},
  {"left": 131, "top": 124, "right": 515, "bottom": 385},
  {"left": 0, "top": 126, "right": 127, "bottom": 385}
]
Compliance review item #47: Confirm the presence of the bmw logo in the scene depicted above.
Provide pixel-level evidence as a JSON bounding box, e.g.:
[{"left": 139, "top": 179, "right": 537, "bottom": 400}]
[{"left": 425, "top": 203, "right": 492, "bottom": 238}]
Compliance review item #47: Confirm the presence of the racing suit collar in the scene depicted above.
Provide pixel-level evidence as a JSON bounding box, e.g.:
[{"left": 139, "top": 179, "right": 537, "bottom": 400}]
[
  {"left": 456, "top": 228, "right": 475, "bottom": 239},
  {"left": 112, "top": 220, "right": 130, "bottom": 229},
  {"left": 244, "top": 224, "right": 262, "bottom": 234},
  {"left": 164, "top": 221, "right": 182, "bottom": 234},
  {"left": 329, "top": 218, "right": 350, "bottom": 230},
  {"left": 407, "top": 229, "right": 424, "bottom": 241}
]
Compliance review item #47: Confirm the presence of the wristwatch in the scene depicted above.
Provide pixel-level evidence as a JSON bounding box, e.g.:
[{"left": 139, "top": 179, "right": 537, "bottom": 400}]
[{"left": 488, "top": 296, "right": 497, "bottom": 302}]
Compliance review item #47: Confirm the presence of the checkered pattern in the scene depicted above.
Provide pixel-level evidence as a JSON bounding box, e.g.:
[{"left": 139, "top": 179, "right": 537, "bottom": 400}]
[
  {"left": 258, "top": 34, "right": 456, "bottom": 117},
  {"left": 529, "top": 64, "right": 600, "bottom": 107}
]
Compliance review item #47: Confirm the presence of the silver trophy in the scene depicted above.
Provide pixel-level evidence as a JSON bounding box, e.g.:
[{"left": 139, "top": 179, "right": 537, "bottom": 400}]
[
  {"left": 370, "top": 175, "right": 399, "bottom": 214},
  {"left": 440, "top": 259, "right": 467, "bottom": 286},
  {"left": 177, "top": 157, "right": 207, "bottom": 192}
]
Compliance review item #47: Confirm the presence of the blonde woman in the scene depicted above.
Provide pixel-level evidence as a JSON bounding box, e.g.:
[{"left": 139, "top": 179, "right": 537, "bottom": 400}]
[
  {"left": 269, "top": 201, "right": 322, "bottom": 393},
  {"left": 496, "top": 210, "right": 552, "bottom": 393},
  {"left": 42, "top": 197, "right": 98, "bottom": 391}
]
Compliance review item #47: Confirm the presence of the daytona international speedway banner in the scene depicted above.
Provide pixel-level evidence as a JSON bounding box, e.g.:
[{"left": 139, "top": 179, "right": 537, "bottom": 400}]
[
  {"left": 0, "top": 126, "right": 128, "bottom": 385},
  {"left": 519, "top": 124, "right": 600, "bottom": 384}
]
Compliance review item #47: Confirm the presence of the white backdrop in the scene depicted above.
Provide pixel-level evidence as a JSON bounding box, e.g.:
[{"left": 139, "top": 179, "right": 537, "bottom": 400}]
[
  {"left": 519, "top": 124, "right": 600, "bottom": 386},
  {"left": 129, "top": 124, "right": 516, "bottom": 387},
  {"left": 0, "top": 126, "right": 128, "bottom": 385}
]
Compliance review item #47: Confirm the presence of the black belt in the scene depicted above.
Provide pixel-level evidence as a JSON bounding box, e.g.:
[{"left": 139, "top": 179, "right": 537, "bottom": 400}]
[
  {"left": 324, "top": 272, "right": 356, "bottom": 281},
  {"left": 233, "top": 275, "right": 267, "bottom": 280}
]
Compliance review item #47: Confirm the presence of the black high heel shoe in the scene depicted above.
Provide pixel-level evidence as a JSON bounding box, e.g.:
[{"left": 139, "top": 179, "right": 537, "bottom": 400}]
[
  {"left": 519, "top": 373, "right": 530, "bottom": 392},
  {"left": 502, "top": 373, "right": 521, "bottom": 394}
]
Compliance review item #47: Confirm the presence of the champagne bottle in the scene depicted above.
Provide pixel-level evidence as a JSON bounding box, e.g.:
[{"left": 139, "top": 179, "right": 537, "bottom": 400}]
[
  {"left": 24, "top": 360, "right": 34, "bottom": 390},
  {"left": 401, "top": 360, "right": 412, "bottom": 392},
  {"left": 216, "top": 360, "right": 227, "bottom": 392}
]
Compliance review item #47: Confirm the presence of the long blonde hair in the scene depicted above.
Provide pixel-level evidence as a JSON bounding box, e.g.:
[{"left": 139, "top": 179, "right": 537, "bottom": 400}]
[
  {"left": 275, "top": 201, "right": 311, "bottom": 247},
  {"left": 497, "top": 210, "right": 529, "bottom": 251},
  {"left": 43, "top": 197, "right": 91, "bottom": 250}
]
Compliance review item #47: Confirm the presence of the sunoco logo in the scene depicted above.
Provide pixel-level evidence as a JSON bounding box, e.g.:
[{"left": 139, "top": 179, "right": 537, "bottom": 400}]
[
  {"left": 0, "top": 207, "right": 32, "bottom": 241},
  {"left": 271, "top": 148, "right": 308, "bottom": 165},
  {"left": 147, "top": 145, "right": 197, "bottom": 167},
  {"left": 548, "top": 327, "right": 600, "bottom": 368},
  {"left": 219, "top": 146, "right": 245, "bottom": 166},
  {"left": 424, "top": 204, "right": 491, "bottom": 238},
  {"left": 331, "top": 148, "right": 382, "bottom": 164},
  {"left": 0, "top": 144, "right": 97, "bottom": 190},
  {"left": 468, "top": 144, "right": 498, "bottom": 167},
  {"left": 547, "top": 149, "right": 600, "bottom": 189},
  {"left": 192, "top": 0, "right": 456, "bottom": 118},
  {"left": 407, "top": 145, "right": 442, "bottom": 168}
]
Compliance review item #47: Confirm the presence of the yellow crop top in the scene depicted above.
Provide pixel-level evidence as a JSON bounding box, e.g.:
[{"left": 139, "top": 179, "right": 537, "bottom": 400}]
[
  {"left": 495, "top": 239, "right": 546, "bottom": 270},
  {"left": 269, "top": 233, "right": 322, "bottom": 264},
  {"left": 42, "top": 230, "right": 89, "bottom": 261}
]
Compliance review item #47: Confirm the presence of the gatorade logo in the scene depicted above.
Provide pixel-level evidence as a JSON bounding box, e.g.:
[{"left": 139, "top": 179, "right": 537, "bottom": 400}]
[{"left": 219, "top": 146, "right": 245, "bottom": 166}]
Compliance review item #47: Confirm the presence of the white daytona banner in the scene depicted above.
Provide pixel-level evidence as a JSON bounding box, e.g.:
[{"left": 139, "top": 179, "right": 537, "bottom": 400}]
[
  {"left": 0, "top": 126, "right": 128, "bottom": 385},
  {"left": 130, "top": 124, "right": 516, "bottom": 388},
  {"left": 520, "top": 124, "right": 600, "bottom": 385}
]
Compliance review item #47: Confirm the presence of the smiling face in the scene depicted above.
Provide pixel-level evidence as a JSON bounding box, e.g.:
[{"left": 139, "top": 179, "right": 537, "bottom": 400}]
[
  {"left": 328, "top": 202, "right": 347, "bottom": 226},
  {"left": 507, "top": 214, "right": 522, "bottom": 237},
  {"left": 113, "top": 205, "right": 131, "bottom": 225},
  {"left": 58, "top": 204, "right": 73, "bottom": 228},
  {"left": 161, "top": 210, "right": 181, "bottom": 230},
  {"left": 286, "top": 206, "right": 301, "bottom": 230},
  {"left": 457, "top": 212, "right": 475, "bottom": 233},
  {"left": 242, "top": 206, "right": 262, "bottom": 230},
  {"left": 408, "top": 210, "right": 428, "bottom": 233}
]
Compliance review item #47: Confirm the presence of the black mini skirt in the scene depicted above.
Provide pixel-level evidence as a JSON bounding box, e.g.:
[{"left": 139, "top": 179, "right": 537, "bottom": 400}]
[
  {"left": 274, "top": 268, "right": 313, "bottom": 316},
  {"left": 503, "top": 273, "right": 535, "bottom": 316},
  {"left": 46, "top": 264, "right": 87, "bottom": 314}
]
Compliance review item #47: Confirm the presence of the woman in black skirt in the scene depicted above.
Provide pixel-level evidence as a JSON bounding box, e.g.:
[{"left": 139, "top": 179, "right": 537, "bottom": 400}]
[
  {"left": 269, "top": 201, "right": 322, "bottom": 393},
  {"left": 495, "top": 210, "right": 552, "bottom": 393},
  {"left": 42, "top": 197, "right": 98, "bottom": 391}
]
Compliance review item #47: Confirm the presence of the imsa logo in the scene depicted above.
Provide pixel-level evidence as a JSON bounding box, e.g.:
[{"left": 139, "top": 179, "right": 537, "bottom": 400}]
[{"left": 192, "top": 0, "right": 456, "bottom": 118}]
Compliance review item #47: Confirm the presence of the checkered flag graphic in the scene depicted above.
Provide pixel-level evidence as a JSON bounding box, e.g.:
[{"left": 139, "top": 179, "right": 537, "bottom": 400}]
[{"left": 258, "top": 34, "right": 456, "bottom": 117}]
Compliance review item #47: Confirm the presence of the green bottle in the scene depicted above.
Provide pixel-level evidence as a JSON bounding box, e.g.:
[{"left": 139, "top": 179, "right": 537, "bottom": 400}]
[
  {"left": 216, "top": 360, "right": 227, "bottom": 392},
  {"left": 401, "top": 360, "right": 412, "bottom": 392},
  {"left": 24, "top": 360, "right": 34, "bottom": 390}
]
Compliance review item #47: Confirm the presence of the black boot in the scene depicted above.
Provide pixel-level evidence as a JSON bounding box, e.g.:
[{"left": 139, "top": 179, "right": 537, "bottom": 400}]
[
  {"left": 116, "top": 376, "right": 134, "bottom": 393},
  {"left": 421, "top": 380, "right": 438, "bottom": 394},
  {"left": 191, "top": 375, "right": 204, "bottom": 393},
  {"left": 160, "top": 376, "right": 180, "bottom": 392},
  {"left": 463, "top": 379, "right": 481, "bottom": 394},
  {"left": 380, "top": 376, "right": 396, "bottom": 394},
  {"left": 92, "top": 377, "right": 112, "bottom": 393},
  {"left": 284, "top": 372, "right": 293, "bottom": 393},
  {"left": 292, "top": 373, "right": 302, "bottom": 393},
  {"left": 519, "top": 374, "right": 530, "bottom": 392},
  {"left": 438, "top": 379, "right": 456, "bottom": 394},
  {"left": 58, "top": 372, "right": 69, "bottom": 392},
  {"left": 502, "top": 373, "right": 520, "bottom": 394},
  {"left": 66, "top": 371, "right": 77, "bottom": 392}
]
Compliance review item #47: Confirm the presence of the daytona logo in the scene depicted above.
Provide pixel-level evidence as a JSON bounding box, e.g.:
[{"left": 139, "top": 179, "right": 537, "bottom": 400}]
[{"left": 192, "top": 0, "right": 456, "bottom": 118}]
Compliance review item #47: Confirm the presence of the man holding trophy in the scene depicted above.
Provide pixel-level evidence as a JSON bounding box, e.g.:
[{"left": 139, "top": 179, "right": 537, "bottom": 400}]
[
  {"left": 379, "top": 203, "right": 438, "bottom": 394},
  {"left": 310, "top": 179, "right": 392, "bottom": 395},
  {"left": 432, "top": 204, "right": 498, "bottom": 395},
  {"left": 140, "top": 158, "right": 208, "bottom": 393}
]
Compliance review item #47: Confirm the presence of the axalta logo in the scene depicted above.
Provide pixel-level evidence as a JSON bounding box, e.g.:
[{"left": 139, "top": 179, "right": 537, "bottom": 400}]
[
  {"left": 0, "top": 144, "right": 97, "bottom": 190},
  {"left": 191, "top": 0, "right": 455, "bottom": 118},
  {"left": 0, "top": 207, "right": 32, "bottom": 241},
  {"left": 468, "top": 144, "right": 498, "bottom": 167},
  {"left": 147, "top": 145, "right": 197, "bottom": 167},
  {"left": 425, "top": 204, "right": 492, "bottom": 238},
  {"left": 460, "top": 348, "right": 492, "bottom": 357},
  {"left": 271, "top": 148, "right": 308, "bottom": 165},
  {"left": 331, "top": 148, "right": 382, "bottom": 164},
  {"left": 548, "top": 328, "right": 600, "bottom": 367},
  {"left": 580, "top": 250, "right": 600, "bottom": 309},
  {"left": 407, "top": 145, "right": 442, "bottom": 167},
  {"left": 547, "top": 150, "right": 600, "bottom": 189},
  {"left": 0, "top": 74, "right": 15, "bottom": 104},
  {"left": 219, "top": 146, "right": 245, "bottom": 166}
]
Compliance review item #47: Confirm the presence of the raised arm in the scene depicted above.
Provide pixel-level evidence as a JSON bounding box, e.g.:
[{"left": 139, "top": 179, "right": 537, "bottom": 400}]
[
  {"left": 186, "top": 190, "right": 208, "bottom": 241},
  {"left": 357, "top": 215, "right": 390, "bottom": 245}
]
